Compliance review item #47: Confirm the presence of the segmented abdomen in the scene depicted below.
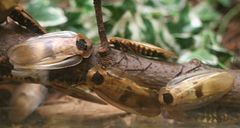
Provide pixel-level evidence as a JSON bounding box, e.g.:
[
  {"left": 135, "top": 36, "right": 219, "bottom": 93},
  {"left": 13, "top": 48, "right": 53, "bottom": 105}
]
[{"left": 108, "top": 37, "right": 176, "bottom": 59}]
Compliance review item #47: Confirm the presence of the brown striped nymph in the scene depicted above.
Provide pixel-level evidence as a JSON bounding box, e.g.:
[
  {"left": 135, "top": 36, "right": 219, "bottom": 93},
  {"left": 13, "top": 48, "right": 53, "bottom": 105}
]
[{"left": 108, "top": 37, "right": 176, "bottom": 59}]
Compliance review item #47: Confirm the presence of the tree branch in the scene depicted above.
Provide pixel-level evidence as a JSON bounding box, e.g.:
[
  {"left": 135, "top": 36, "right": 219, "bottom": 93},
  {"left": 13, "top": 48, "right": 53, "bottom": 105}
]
[
  {"left": 93, "top": 0, "right": 110, "bottom": 56},
  {"left": 1, "top": 21, "right": 240, "bottom": 123}
]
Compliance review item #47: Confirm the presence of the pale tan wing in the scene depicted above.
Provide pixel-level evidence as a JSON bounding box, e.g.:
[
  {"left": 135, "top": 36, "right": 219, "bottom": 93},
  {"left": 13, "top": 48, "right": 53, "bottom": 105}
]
[
  {"left": 8, "top": 31, "right": 78, "bottom": 65},
  {"left": 159, "top": 71, "right": 235, "bottom": 111},
  {"left": 8, "top": 41, "right": 52, "bottom": 65},
  {"left": 13, "top": 56, "right": 82, "bottom": 70},
  {"left": 27, "top": 31, "right": 77, "bottom": 40},
  {"left": 108, "top": 37, "right": 176, "bottom": 59},
  {"left": 34, "top": 56, "right": 82, "bottom": 70},
  {"left": 8, "top": 31, "right": 81, "bottom": 70}
]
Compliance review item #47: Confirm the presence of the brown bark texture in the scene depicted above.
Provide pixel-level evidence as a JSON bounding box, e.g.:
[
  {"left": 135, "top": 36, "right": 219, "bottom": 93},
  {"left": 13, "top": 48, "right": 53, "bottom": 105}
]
[{"left": 0, "top": 21, "right": 240, "bottom": 125}]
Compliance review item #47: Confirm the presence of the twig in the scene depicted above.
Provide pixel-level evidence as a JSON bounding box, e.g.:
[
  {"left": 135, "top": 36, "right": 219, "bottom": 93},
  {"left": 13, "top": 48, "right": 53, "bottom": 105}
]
[{"left": 93, "top": 0, "right": 110, "bottom": 56}]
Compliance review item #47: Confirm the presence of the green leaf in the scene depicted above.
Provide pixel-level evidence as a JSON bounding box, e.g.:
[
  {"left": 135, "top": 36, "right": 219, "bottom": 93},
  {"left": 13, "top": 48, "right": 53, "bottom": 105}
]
[
  {"left": 141, "top": 15, "right": 156, "bottom": 43},
  {"left": 159, "top": 0, "right": 187, "bottom": 13},
  {"left": 26, "top": 0, "right": 67, "bottom": 27},
  {"left": 178, "top": 49, "right": 218, "bottom": 65},
  {"left": 27, "top": 0, "right": 233, "bottom": 67},
  {"left": 218, "top": 0, "right": 231, "bottom": 7},
  {"left": 122, "top": 0, "right": 137, "bottom": 14},
  {"left": 193, "top": 2, "right": 220, "bottom": 24}
]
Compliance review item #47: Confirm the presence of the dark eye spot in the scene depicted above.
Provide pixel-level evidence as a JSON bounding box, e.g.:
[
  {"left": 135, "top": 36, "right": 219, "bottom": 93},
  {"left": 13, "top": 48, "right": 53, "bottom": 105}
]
[
  {"left": 76, "top": 39, "right": 88, "bottom": 50},
  {"left": 162, "top": 93, "right": 173, "bottom": 105},
  {"left": 91, "top": 71, "right": 104, "bottom": 85}
]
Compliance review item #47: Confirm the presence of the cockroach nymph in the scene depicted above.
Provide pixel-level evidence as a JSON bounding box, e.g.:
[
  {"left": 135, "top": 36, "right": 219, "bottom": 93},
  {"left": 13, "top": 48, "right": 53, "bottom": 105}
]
[{"left": 108, "top": 37, "right": 176, "bottom": 59}]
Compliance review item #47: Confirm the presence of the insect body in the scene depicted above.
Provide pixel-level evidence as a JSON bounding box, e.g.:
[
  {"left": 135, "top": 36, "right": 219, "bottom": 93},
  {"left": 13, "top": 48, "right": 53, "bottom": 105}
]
[
  {"left": 108, "top": 37, "right": 176, "bottom": 59},
  {"left": 5, "top": 31, "right": 105, "bottom": 105},
  {"left": 158, "top": 70, "right": 235, "bottom": 111},
  {"left": 0, "top": 0, "right": 19, "bottom": 23},
  {"left": 0, "top": 0, "right": 46, "bottom": 34},
  {"left": 86, "top": 66, "right": 161, "bottom": 116},
  {"left": 9, "top": 6, "right": 46, "bottom": 34},
  {"left": 8, "top": 31, "right": 93, "bottom": 70}
]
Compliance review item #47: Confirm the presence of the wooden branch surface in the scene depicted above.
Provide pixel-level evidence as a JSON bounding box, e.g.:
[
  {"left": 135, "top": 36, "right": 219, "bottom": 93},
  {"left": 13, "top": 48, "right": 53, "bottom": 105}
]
[
  {"left": 1, "top": 22, "right": 240, "bottom": 124},
  {"left": 1, "top": 21, "right": 240, "bottom": 108}
]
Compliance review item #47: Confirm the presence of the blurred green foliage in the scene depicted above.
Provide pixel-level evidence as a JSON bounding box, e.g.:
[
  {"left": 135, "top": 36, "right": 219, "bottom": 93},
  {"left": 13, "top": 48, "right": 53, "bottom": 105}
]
[{"left": 25, "top": 0, "right": 236, "bottom": 67}]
